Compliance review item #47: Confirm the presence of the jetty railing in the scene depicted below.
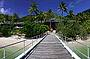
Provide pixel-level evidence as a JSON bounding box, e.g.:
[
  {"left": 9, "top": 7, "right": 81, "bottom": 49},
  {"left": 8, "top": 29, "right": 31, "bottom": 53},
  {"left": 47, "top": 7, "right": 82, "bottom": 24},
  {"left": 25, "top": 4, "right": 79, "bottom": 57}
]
[
  {"left": 59, "top": 35, "right": 90, "bottom": 59},
  {"left": 0, "top": 34, "right": 45, "bottom": 59}
]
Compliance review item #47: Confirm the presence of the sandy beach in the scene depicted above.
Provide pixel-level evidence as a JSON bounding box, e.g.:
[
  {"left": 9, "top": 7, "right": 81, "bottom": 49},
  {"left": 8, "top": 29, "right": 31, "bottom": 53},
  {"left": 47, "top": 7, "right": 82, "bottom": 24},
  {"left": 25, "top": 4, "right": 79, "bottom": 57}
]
[
  {"left": 0, "top": 35, "right": 38, "bottom": 48},
  {"left": 65, "top": 36, "right": 90, "bottom": 49}
]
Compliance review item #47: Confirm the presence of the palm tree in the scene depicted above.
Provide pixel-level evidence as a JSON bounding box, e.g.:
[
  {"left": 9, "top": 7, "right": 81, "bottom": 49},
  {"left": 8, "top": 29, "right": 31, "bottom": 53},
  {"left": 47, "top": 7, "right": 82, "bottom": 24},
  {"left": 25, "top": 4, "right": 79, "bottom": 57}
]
[
  {"left": 11, "top": 13, "right": 19, "bottom": 22},
  {"left": 44, "top": 9, "right": 54, "bottom": 22},
  {"left": 58, "top": 1, "right": 68, "bottom": 16},
  {"left": 47, "top": 9, "right": 54, "bottom": 19},
  {"left": 29, "top": 2, "right": 39, "bottom": 15},
  {"left": 69, "top": 10, "right": 74, "bottom": 16},
  {"left": 38, "top": 12, "right": 45, "bottom": 23},
  {"left": 67, "top": 10, "right": 75, "bottom": 18}
]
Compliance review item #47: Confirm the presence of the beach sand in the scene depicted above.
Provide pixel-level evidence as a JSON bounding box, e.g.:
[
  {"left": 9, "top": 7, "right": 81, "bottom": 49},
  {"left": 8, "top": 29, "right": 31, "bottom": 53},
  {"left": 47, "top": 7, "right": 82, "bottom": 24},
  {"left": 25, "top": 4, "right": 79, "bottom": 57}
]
[{"left": 0, "top": 35, "right": 38, "bottom": 48}]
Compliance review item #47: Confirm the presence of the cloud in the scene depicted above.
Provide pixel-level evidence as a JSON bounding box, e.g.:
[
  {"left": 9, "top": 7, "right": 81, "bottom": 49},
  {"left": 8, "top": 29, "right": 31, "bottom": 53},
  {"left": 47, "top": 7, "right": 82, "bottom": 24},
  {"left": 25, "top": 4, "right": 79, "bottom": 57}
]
[
  {"left": 0, "top": 0, "right": 5, "bottom": 14},
  {"left": 0, "top": 0, "right": 13, "bottom": 15},
  {"left": 0, "top": 8, "right": 13, "bottom": 15},
  {"left": 0, "top": 7, "right": 6, "bottom": 14}
]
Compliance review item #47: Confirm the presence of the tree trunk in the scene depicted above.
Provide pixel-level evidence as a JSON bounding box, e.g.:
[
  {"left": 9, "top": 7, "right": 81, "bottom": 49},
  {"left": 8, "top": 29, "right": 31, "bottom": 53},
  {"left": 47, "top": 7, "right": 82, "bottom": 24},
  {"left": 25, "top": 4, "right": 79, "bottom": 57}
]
[{"left": 62, "top": 11, "right": 63, "bottom": 16}]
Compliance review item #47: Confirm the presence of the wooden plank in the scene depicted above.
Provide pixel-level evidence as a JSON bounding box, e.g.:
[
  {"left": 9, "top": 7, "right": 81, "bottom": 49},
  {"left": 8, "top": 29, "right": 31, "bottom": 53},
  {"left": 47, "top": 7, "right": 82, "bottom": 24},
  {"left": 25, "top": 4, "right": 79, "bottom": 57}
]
[{"left": 26, "top": 35, "right": 72, "bottom": 59}]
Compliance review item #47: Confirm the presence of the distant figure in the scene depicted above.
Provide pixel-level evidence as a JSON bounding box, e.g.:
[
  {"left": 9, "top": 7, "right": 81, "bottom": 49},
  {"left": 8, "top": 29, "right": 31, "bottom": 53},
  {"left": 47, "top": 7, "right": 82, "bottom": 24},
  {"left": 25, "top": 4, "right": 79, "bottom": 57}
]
[
  {"left": 50, "top": 28, "right": 53, "bottom": 32},
  {"left": 53, "top": 30, "right": 56, "bottom": 33}
]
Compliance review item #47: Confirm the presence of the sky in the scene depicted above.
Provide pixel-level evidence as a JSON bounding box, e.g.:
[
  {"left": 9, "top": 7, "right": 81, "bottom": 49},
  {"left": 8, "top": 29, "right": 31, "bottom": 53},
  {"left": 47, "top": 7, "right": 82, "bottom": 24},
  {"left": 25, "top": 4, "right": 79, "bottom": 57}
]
[{"left": 0, "top": 0, "right": 90, "bottom": 17}]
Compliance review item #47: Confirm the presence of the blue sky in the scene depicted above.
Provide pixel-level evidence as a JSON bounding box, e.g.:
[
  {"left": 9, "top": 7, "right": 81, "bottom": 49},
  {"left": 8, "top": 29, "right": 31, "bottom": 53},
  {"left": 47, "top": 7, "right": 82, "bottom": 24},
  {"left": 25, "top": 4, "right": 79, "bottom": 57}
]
[{"left": 0, "top": 0, "right": 90, "bottom": 17}]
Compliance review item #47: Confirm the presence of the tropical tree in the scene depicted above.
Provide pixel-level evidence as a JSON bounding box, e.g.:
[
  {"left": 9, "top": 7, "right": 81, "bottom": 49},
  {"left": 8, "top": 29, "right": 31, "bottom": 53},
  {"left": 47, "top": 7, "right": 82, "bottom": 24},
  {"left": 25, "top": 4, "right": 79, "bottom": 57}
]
[
  {"left": 36, "top": 11, "right": 45, "bottom": 23},
  {"left": 22, "top": 21, "right": 49, "bottom": 38},
  {"left": 0, "top": 14, "right": 13, "bottom": 37},
  {"left": 57, "top": 10, "right": 79, "bottom": 40},
  {"left": 11, "top": 13, "right": 19, "bottom": 22},
  {"left": 29, "top": 2, "right": 40, "bottom": 15},
  {"left": 58, "top": 1, "right": 68, "bottom": 16},
  {"left": 68, "top": 10, "right": 74, "bottom": 17},
  {"left": 0, "top": 14, "right": 6, "bottom": 23},
  {"left": 35, "top": 9, "right": 54, "bottom": 23},
  {"left": 46, "top": 9, "right": 54, "bottom": 20}
]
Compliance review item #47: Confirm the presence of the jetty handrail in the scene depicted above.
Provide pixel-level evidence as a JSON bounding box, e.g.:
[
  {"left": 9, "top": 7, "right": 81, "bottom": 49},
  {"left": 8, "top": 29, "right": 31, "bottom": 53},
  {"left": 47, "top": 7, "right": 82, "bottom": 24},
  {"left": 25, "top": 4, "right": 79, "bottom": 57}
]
[
  {"left": 62, "top": 36, "right": 90, "bottom": 59},
  {"left": 0, "top": 40, "right": 26, "bottom": 49},
  {"left": 56, "top": 33, "right": 90, "bottom": 59},
  {"left": 4, "top": 40, "right": 36, "bottom": 59},
  {"left": 55, "top": 33, "right": 81, "bottom": 59},
  {"left": 60, "top": 34, "right": 90, "bottom": 47},
  {"left": 0, "top": 33, "right": 46, "bottom": 59}
]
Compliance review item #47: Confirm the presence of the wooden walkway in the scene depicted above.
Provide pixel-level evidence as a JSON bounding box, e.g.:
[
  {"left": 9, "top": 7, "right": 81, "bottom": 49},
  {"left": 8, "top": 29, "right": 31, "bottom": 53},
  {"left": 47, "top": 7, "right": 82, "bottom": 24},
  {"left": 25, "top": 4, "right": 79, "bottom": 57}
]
[{"left": 25, "top": 34, "right": 73, "bottom": 59}]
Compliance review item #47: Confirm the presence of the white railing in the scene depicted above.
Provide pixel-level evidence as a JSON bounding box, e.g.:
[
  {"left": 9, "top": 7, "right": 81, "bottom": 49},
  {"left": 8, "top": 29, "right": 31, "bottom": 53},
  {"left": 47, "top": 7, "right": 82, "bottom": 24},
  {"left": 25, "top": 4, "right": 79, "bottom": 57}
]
[
  {"left": 55, "top": 33, "right": 90, "bottom": 59},
  {"left": 54, "top": 33, "right": 81, "bottom": 59},
  {"left": 0, "top": 34, "right": 46, "bottom": 59},
  {"left": 71, "top": 41, "right": 90, "bottom": 59}
]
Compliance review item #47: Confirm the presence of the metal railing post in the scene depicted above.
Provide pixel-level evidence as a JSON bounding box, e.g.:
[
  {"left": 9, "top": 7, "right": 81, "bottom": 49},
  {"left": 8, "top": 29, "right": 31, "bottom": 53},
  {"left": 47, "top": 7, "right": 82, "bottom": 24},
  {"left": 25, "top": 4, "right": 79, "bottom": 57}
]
[
  {"left": 32, "top": 39, "right": 33, "bottom": 46},
  {"left": 24, "top": 40, "right": 25, "bottom": 54},
  {"left": 87, "top": 46, "right": 89, "bottom": 59},
  {"left": 65, "top": 37, "right": 66, "bottom": 43},
  {"left": 3, "top": 48, "right": 6, "bottom": 59}
]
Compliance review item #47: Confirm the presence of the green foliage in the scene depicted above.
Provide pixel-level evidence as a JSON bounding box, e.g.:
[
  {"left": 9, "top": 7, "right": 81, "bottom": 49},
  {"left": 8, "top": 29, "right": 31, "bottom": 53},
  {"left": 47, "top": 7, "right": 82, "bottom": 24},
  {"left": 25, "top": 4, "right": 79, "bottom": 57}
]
[
  {"left": 11, "top": 13, "right": 19, "bottom": 22},
  {"left": 57, "top": 1, "right": 90, "bottom": 40},
  {"left": 0, "top": 14, "right": 14, "bottom": 37},
  {"left": 0, "top": 25, "right": 12, "bottom": 37},
  {"left": 57, "top": 17, "right": 80, "bottom": 39},
  {"left": 29, "top": 2, "right": 39, "bottom": 15},
  {"left": 22, "top": 21, "right": 48, "bottom": 37},
  {"left": 57, "top": 11, "right": 90, "bottom": 40},
  {"left": 58, "top": 1, "right": 68, "bottom": 16},
  {"left": 84, "top": 20, "right": 90, "bottom": 34}
]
